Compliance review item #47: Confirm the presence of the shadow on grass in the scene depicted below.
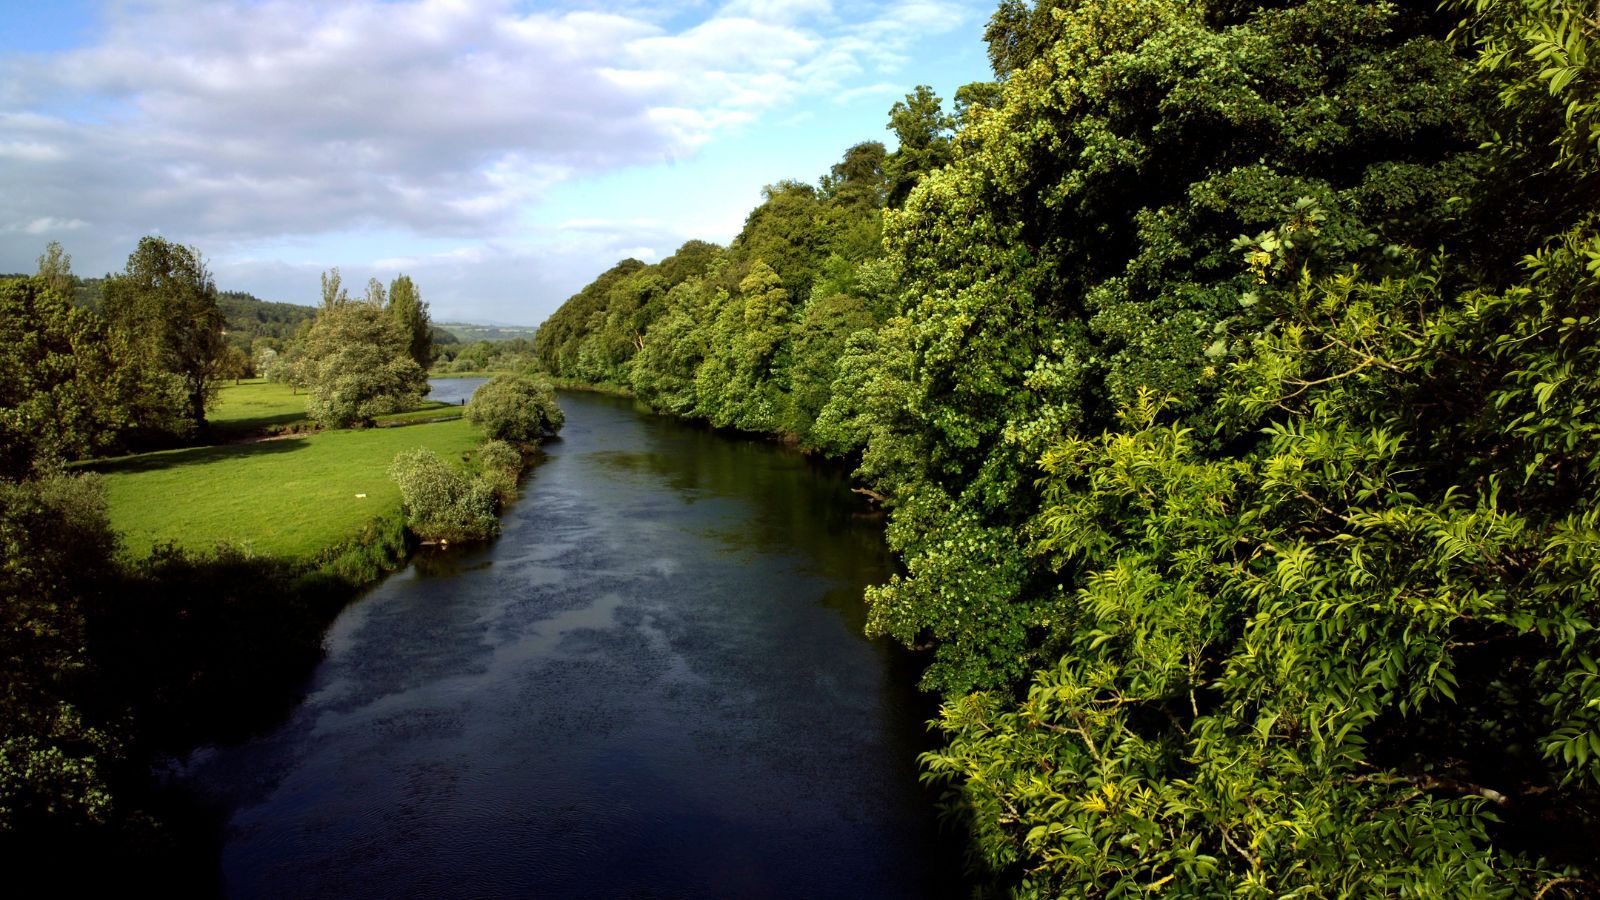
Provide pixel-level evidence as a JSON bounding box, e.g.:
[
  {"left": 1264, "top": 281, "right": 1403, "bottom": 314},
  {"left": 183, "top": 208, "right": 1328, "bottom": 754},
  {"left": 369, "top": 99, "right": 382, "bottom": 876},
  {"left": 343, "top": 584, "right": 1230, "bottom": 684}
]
[
  {"left": 85, "top": 435, "right": 310, "bottom": 475},
  {"left": 209, "top": 409, "right": 309, "bottom": 434}
]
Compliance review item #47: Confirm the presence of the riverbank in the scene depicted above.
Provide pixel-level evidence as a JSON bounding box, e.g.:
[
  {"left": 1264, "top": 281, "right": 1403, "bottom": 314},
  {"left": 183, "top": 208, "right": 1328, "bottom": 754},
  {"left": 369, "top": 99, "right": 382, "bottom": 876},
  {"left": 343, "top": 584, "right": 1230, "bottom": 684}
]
[
  {"left": 21, "top": 381, "right": 543, "bottom": 889},
  {"left": 90, "top": 417, "right": 484, "bottom": 560},
  {"left": 542, "top": 375, "right": 634, "bottom": 397}
]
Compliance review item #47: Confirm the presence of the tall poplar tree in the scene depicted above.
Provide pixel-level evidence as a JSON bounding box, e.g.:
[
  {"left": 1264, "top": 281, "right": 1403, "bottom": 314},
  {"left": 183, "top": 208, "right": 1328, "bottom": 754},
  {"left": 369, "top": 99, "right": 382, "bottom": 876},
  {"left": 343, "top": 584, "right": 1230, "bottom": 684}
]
[
  {"left": 386, "top": 274, "right": 432, "bottom": 371},
  {"left": 34, "top": 241, "right": 74, "bottom": 301}
]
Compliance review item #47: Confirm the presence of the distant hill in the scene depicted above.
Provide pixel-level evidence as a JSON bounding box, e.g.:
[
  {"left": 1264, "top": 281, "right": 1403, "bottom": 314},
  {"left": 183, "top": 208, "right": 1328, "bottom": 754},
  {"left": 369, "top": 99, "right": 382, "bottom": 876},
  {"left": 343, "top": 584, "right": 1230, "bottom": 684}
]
[
  {"left": 54, "top": 278, "right": 318, "bottom": 341},
  {"left": 435, "top": 322, "right": 539, "bottom": 343},
  {"left": 216, "top": 291, "right": 319, "bottom": 340}
]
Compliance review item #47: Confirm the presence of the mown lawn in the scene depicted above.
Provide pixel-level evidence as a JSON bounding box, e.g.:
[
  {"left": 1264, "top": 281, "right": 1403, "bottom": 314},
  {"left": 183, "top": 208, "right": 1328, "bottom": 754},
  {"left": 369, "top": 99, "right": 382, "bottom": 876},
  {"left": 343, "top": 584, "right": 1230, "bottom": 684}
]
[
  {"left": 209, "top": 379, "right": 460, "bottom": 435},
  {"left": 209, "top": 378, "right": 311, "bottom": 434},
  {"left": 91, "top": 418, "right": 483, "bottom": 560}
]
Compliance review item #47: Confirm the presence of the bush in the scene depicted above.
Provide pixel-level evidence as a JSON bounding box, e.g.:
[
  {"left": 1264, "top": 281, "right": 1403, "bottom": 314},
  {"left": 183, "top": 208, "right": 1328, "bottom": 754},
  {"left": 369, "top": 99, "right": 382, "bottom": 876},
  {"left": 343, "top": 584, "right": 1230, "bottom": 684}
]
[
  {"left": 389, "top": 448, "right": 497, "bottom": 542},
  {"left": 475, "top": 439, "right": 523, "bottom": 504},
  {"left": 476, "top": 439, "right": 522, "bottom": 475},
  {"left": 465, "top": 375, "right": 564, "bottom": 443},
  {"left": 0, "top": 474, "right": 119, "bottom": 832}
]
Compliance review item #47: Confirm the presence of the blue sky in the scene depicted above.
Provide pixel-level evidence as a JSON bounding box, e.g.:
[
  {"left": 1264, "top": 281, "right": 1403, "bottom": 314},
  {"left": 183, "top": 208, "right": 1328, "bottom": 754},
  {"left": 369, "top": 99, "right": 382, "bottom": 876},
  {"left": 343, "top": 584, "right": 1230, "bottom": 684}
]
[{"left": 0, "top": 0, "right": 995, "bottom": 324}]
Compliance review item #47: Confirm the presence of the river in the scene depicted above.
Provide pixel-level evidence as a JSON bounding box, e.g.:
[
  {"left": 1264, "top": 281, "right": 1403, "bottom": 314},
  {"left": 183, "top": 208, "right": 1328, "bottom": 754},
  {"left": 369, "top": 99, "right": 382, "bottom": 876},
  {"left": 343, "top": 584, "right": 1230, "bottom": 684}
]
[
  {"left": 177, "top": 389, "right": 962, "bottom": 898},
  {"left": 424, "top": 376, "right": 490, "bottom": 406}
]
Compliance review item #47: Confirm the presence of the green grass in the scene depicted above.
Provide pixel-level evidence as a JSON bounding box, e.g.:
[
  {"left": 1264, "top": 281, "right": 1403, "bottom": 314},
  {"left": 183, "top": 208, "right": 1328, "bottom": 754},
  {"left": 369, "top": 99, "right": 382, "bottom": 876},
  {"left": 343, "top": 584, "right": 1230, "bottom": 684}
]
[
  {"left": 373, "top": 403, "right": 462, "bottom": 426},
  {"left": 91, "top": 418, "right": 484, "bottom": 561},
  {"left": 209, "top": 380, "right": 465, "bottom": 435},
  {"left": 209, "top": 378, "right": 312, "bottom": 434}
]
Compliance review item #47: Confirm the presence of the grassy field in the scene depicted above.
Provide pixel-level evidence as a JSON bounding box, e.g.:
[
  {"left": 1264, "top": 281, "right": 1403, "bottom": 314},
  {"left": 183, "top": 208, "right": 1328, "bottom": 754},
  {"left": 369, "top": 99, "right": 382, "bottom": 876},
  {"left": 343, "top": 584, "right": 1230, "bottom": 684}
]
[
  {"left": 209, "top": 378, "right": 461, "bottom": 435},
  {"left": 209, "top": 378, "right": 310, "bottom": 434},
  {"left": 374, "top": 405, "right": 463, "bottom": 426},
  {"left": 91, "top": 418, "right": 483, "bottom": 560}
]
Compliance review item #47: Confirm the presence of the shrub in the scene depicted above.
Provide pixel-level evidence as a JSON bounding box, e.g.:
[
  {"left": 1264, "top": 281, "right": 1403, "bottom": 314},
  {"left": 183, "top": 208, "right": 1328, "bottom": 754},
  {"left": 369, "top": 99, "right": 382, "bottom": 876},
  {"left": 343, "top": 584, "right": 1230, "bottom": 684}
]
[
  {"left": 476, "top": 439, "right": 522, "bottom": 475},
  {"left": 475, "top": 439, "right": 523, "bottom": 504},
  {"left": 465, "top": 375, "right": 564, "bottom": 444},
  {"left": 389, "top": 448, "right": 497, "bottom": 542}
]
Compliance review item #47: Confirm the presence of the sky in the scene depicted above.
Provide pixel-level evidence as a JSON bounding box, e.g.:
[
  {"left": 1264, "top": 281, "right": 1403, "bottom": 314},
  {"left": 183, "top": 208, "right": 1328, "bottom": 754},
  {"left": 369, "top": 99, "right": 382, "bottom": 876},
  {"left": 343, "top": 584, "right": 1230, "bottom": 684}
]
[{"left": 0, "top": 0, "right": 996, "bottom": 325}]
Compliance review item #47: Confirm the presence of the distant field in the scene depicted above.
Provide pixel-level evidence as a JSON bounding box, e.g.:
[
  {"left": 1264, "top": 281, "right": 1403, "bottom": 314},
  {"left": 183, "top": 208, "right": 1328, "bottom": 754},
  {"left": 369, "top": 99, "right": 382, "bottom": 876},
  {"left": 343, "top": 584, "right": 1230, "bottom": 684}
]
[
  {"left": 436, "top": 322, "right": 538, "bottom": 342},
  {"left": 92, "top": 419, "right": 483, "bottom": 560}
]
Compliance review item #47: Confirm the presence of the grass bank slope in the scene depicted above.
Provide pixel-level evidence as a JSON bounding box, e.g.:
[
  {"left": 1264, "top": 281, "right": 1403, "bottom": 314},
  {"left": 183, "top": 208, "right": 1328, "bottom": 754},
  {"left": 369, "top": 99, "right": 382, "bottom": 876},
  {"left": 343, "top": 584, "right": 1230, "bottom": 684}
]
[{"left": 93, "top": 418, "right": 482, "bottom": 560}]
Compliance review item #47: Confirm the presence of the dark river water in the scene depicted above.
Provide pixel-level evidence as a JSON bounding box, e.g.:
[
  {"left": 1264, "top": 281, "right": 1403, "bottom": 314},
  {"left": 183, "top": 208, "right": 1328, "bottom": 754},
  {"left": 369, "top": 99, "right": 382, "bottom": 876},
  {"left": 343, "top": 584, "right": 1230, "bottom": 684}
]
[{"left": 178, "top": 390, "right": 961, "bottom": 898}]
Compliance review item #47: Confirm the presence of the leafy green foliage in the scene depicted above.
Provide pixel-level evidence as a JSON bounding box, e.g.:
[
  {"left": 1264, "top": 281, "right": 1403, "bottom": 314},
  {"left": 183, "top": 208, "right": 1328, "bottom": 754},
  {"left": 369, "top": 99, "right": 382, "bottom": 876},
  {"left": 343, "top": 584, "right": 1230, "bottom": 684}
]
[
  {"left": 0, "top": 475, "right": 119, "bottom": 833},
  {"left": 885, "top": 85, "right": 954, "bottom": 208},
  {"left": 474, "top": 438, "right": 523, "bottom": 504},
  {"left": 464, "top": 375, "right": 564, "bottom": 444},
  {"left": 0, "top": 279, "right": 139, "bottom": 478},
  {"left": 100, "top": 236, "right": 227, "bottom": 431},
  {"left": 215, "top": 290, "right": 318, "bottom": 341},
  {"left": 385, "top": 274, "right": 433, "bottom": 370},
  {"left": 389, "top": 447, "right": 498, "bottom": 543},
  {"left": 299, "top": 290, "right": 428, "bottom": 428},
  {"left": 35, "top": 241, "right": 72, "bottom": 300},
  {"left": 529, "top": 0, "right": 1600, "bottom": 892}
]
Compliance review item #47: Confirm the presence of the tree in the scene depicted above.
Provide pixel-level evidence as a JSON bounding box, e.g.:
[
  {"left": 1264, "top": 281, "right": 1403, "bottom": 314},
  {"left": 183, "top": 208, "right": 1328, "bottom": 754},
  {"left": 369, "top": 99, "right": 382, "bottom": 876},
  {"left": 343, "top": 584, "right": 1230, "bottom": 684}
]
[
  {"left": 299, "top": 281, "right": 427, "bottom": 428},
  {"left": 100, "top": 237, "right": 226, "bottom": 430},
  {"left": 819, "top": 141, "right": 888, "bottom": 208},
  {"left": 217, "top": 344, "right": 252, "bottom": 384},
  {"left": 320, "top": 267, "right": 349, "bottom": 309},
  {"left": 464, "top": 375, "right": 564, "bottom": 443},
  {"left": 884, "top": 85, "right": 954, "bottom": 207},
  {"left": 35, "top": 241, "right": 73, "bottom": 301},
  {"left": 0, "top": 474, "right": 120, "bottom": 833},
  {"left": 0, "top": 278, "right": 137, "bottom": 478},
  {"left": 386, "top": 274, "right": 432, "bottom": 371}
]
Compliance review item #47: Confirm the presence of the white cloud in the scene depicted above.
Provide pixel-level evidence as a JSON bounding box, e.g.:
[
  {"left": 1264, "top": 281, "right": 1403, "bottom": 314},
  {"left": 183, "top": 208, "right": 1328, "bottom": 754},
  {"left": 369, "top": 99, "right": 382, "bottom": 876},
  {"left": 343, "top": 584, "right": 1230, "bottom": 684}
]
[
  {"left": 0, "top": 0, "right": 986, "bottom": 317},
  {"left": 7, "top": 216, "right": 89, "bottom": 234},
  {"left": 716, "top": 0, "right": 835, "bottom": 24}
]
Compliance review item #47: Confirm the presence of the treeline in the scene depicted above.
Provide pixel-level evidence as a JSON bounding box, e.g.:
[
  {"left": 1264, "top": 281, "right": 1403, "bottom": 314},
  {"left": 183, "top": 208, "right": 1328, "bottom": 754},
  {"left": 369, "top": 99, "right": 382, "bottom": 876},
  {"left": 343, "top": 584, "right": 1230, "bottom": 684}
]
[
  {"left": 4, "top": 237, "right": 232, "bottom": 465},
  {"left": 216, "top": 290, "right": 319, "bottom": 340},
  {"left": 2, "top": 240, "right": 400, "bottom": 883},
  {"left": 1, "top": 239, "right": 446, "bottom": 879},
  {"left": 535, "top": 0, "right": 1600, "bottom": 895}
]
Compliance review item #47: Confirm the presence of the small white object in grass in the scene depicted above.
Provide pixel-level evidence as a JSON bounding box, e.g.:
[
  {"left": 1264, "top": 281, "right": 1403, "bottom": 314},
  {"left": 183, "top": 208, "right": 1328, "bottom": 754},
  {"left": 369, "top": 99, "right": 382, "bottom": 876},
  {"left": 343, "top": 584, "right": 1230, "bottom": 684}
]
[{"left": 355, "top": 493, "right": 367, "bottom": 499}]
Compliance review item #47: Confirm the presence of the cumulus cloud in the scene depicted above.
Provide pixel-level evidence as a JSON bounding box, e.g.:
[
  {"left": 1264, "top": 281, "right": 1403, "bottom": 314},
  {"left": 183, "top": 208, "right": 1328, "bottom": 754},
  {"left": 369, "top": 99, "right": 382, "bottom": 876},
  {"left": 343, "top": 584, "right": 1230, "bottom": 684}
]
[{"left": 0, "top": 0, "right": 979, "bottom": 314}]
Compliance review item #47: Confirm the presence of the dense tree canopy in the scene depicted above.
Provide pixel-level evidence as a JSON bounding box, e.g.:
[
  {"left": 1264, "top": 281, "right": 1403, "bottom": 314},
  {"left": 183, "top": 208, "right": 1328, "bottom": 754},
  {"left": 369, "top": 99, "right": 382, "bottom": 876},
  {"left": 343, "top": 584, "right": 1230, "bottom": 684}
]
[
  {"left": 533, "top": 0, "right": 1600, "bottom": 893},
  {"left": 298, "top": 285, "right": 428, "bottom": 428},
  {"left": 386, "top": 274, "right": 432, "bottom": 371},
  {"left": 0, "top": 279, "right": 137, "bottom": 479},
  {"left": 0, "top": 475, "right": 119, "bottom": 834},
  {"left": 464, "top": 375, "right": 564, "bottom": 444},
  {"left": 101, "top": 237, "right": 226, "bottom": 430}
]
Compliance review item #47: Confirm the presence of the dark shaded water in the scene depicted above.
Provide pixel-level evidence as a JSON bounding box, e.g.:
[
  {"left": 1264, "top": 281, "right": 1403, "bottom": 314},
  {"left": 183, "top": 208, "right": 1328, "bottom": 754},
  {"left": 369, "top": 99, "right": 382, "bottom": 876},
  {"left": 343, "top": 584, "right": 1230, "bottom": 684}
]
[
  {"left": 425, "top": 376, "right": 490, "bottom": 405},
  {"left": 178, "top": 390, "right": 960, "bottom": 898}
]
